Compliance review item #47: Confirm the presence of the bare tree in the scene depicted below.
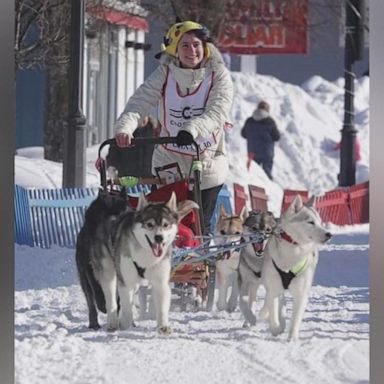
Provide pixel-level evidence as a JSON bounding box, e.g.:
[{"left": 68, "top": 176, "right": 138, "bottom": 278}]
[
  {"left": 15, "top": 0, "right": 70, "bottom": 70},
  {"left": 141, "top": 0, "right": 368, "bottom": 49},
  {"left": 141, "top": 0, "right": 226, "bottom": 38},
  {"left": 15, "top": 0, "right": 71, "bottom": 161},
  {"left": 15, "top": 0, "right": 149, "bottom": 161}
]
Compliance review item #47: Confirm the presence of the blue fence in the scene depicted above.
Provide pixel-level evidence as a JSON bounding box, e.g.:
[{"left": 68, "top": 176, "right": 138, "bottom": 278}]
[
  {"left": 15, "top": 186, "right": 99, "bottom": 248},
  {"left": 15, "top": 183, "right": 233, "bottom": 249},
  {"left": 210, "top": 184, "right": 233, "bottom": 230}
]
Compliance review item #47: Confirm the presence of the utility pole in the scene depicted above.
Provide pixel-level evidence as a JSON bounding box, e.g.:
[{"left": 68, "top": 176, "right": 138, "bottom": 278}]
[
  {"left": 339, "top": 0, "right": 365, "bottom": 187},
  {"left": 63, "top": 0, "right": 86, "bottom": 187}
]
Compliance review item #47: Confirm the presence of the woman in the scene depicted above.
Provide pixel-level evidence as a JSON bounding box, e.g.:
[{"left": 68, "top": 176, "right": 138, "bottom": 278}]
[{"left": 114, "top": 21, "right": 233, "bottom": 234}]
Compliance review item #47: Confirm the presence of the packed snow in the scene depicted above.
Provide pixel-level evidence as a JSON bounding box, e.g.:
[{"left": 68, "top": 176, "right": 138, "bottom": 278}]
[{"left": 15, "top": 72, "right": 369, "bottom": 384}]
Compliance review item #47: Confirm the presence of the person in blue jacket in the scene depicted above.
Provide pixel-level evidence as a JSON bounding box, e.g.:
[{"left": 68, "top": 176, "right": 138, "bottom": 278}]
[{"left": 241, "top": 100, "right": 280, "bottom": 180}]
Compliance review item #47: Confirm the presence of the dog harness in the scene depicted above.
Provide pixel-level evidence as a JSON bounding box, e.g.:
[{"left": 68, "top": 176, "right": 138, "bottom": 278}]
[
  {"left": 272, "top": 257, "right": 309, "bottom": 289},
  {"left": 133, "top": 261, "right": 146, "bottom": 279}
]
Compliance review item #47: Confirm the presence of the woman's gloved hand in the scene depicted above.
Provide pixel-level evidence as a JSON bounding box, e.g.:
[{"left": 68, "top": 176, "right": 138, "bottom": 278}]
[
  {"left": 115, "top": 133, "right": 133, "bottom": 147},
  {"left": 94, "top": 157, "right": 104, "bottom": 172},
  {"left": 176, "top": 130, "right": 194, "bottom": 146}
]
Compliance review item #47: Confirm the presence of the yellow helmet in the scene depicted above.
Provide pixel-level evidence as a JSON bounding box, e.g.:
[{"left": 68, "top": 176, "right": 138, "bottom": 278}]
[{"left": 160, "top": 21, "right": 211, "bottom": 58}]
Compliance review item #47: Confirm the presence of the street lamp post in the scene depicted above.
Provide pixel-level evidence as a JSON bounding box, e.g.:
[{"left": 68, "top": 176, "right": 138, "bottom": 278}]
[
  {"left": 339, "top": 20, "right": 357, "bottom": 187},
  {"left": 339, "top": 0, "right": 365, "bottom": 187},
  {"left": 63, "top": 0, "right": 86, "bottom": 187}
]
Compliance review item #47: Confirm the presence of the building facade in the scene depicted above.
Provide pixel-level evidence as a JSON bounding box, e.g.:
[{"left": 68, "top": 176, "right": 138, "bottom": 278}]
[{"left": 16, "top": 1, "right": 150, "bottom": 149}]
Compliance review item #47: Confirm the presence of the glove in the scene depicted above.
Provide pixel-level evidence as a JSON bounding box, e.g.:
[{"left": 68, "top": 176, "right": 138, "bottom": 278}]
[
  {"left": 115, "top": 133, "right": 133, "bottom": 147},
  {"left": 176, "top": 130, "right": 194, "bottom": 146},
  {"left": 95, "top": 157, "right": 105, "bottom": 172}
]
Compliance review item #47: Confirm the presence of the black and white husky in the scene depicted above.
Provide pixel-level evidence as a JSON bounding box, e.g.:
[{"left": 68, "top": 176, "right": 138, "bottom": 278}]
[
  {"left": 101, "top": 192, "right": 198, "bottom": 335},
  {"left": 260, "top": 195, "right": 332, "bottom": 341},
  {"left": 75, "top": 188, "right": 128, "bottom": 330}
]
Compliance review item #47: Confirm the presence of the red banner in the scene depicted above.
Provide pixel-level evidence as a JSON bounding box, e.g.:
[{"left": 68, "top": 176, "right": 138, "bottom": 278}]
[
  {"left": 86, "top": 5, "right": 149, "bottom": 32},
  {"left": 217, "top": 0, "right": 308, "bottom": 54}
]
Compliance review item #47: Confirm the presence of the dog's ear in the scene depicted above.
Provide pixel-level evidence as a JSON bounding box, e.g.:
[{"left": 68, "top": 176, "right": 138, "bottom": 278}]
[
  {"left": 239, "top": 206, "right": 248, "bottom": 222},
  {"left": 176, "top": 199, "right": 200, "bottom": 222},
  {"left": 265, "top": 211, "right": 278, "bottom": 227},
  {"left": 219, "top": 204, "right": 228, "bottom": 218},
  {"left": 306, "top": 195, "right": 316, "bottom": 208},
  {"left": 165, "top": 191, "right": 177, "bottom": 212},
  {"left": 287, "top": 194, "right": 303, "bottom": 214},
  {"left": 137, "top": 192, "right": 148, "bottom": 210}
]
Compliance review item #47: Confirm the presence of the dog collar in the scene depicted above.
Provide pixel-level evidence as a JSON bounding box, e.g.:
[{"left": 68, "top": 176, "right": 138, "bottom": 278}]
[{"left": 280, "top": 231, "right": 298, "bottom": 245}]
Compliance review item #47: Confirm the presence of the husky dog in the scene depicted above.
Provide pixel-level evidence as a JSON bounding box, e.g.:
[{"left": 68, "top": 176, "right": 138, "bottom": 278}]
[
  {"left": 75, "top": 188, "right": 128, "bottom": 330},
  {"left": 238, "top": 210, "right": 278, "bottom": 327},
  {"left": 103, "top": 192, "right": 198, "bottom": 334},
  {"left": 260, "top": 195, "right": 332, "bottom": 341},
  {"left": 214, "top": 205, "right": 247, "bottom": 312}
]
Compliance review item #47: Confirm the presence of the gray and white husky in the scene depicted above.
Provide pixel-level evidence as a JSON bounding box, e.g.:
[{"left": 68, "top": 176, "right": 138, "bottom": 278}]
[
  {"left": 99, "top": 192, "right": 198, "bottom": 335},
  {"left": 260, "top": 195, "right": 332, "bottom": 341},
  {"left": 238, "top": 210, "right": 278, "bottom": 327}
]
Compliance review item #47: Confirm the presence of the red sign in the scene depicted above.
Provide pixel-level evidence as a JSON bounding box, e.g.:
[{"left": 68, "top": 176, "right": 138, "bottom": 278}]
[
  {"left": 86, "top": 5, "right": 149, "bottom": 32},
  {"left": 217, "top": 0, "right": 308, "bottom": 54}
]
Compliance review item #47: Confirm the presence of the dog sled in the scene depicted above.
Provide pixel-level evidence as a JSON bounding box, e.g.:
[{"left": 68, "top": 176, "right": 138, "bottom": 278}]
[{"left": 97, "top": 136, "right": 265, "bottom": 311}]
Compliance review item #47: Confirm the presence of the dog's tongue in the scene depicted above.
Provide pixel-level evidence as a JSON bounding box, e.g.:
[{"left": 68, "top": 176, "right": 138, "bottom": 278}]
[
  {"left": 152, "top": 243, "right": 163, "bottom": 257},
  {"left": 253, "top": 241, "right": 264, "bottom": 255}
]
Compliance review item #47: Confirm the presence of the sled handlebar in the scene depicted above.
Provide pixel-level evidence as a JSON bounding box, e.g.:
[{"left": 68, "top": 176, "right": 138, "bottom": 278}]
[
  {"left": 98, "top": 137, "right": 200, "bottom": 161},
  {"left": 97, "top": 136, "right": 204, "bottom": 233}
]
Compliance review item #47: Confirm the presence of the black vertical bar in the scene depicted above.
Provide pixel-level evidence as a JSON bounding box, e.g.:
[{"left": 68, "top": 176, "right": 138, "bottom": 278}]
[
  {"left": 339, "top": 0, "right": 357, "bottom": 187},
  {"left": 63, "top": 0, "right": 86, "bottom": 187}
]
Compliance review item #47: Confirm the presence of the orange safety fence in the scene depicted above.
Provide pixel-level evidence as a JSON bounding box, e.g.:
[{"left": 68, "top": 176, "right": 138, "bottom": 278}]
[
  {"left": 233, "top": 182, "right": 247, "bottom": 215},
  {"left": 280, "top": 182, "right": 369, "bottom": 225},
  {"left": 315, "top": 189, "right": 351, "bottom": 225},
  {"left": 281, "top": 189, "right": 309, "bottom": 213},
  {"left": 348, "top": 181, "right": 369, "bottom": 224},
  {"left": 248, "top": 184, "right": 269, "bottom": 212}
]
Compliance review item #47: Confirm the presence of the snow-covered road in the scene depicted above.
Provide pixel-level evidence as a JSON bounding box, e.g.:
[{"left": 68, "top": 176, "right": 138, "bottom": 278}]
[{"left": 15, "top": 232, "right": 369, "bottom": 384}]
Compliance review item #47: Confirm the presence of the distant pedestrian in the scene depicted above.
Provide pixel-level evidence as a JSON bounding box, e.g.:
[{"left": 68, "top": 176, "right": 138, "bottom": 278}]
[{"left": 241, "top": 100, "right": 280, "bottom": 180}]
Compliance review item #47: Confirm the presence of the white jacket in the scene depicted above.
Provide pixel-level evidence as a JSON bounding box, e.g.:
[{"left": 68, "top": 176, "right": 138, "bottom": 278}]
[{"left": 115, "top": 44, "right": 234, "bottom": 190}]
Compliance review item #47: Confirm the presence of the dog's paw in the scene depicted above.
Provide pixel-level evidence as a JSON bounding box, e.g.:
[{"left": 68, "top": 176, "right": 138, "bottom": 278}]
[
  {"left": 242, "top": 321, "right": 252, "bottom": 329},
  {"left": 107, "top": 324, "right": 118, "bottom": 332},
  {"left": 119, "top": 317, "right": 134, "bottom": 330},
  {"left": 242, "top": 312, "right": 257, "bottom": 327},
  {"left": 89, "top": 322, "right": 101, "bottom": 331},
  {"left": 226, "top": 303, "right": 237, "bottom": 313},
  {"left": 287, "top": 330, "right": 299, "bottom": 342},
  {"left": 106, "top": 313, "right": 119, "bottom": 331},
  {"left": 270, "top": 324, "right": 284, "bottom": 337},
  {"left": 259, "top": 306, "right": 269, "bottom": 320},
  {"left": 158, "top": 326, "right": 172, "bottom": 335},
  {"left": 287, "top": 335, "right": 299, "bottom": 342}
]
